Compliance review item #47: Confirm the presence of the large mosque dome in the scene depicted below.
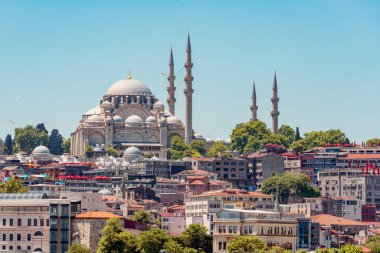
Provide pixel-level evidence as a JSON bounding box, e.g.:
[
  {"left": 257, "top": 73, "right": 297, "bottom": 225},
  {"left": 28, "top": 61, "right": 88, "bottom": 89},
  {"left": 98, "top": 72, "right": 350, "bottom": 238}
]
[{"left": 106, "top": 78, "right": 152, "bottom": 96}]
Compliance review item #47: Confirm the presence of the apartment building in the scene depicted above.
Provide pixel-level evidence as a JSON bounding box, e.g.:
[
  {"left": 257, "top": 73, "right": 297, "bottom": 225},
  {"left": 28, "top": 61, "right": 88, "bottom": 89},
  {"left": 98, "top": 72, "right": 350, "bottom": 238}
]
[{"left": 248, "top": 153, "right": 284, "bottom": 188}]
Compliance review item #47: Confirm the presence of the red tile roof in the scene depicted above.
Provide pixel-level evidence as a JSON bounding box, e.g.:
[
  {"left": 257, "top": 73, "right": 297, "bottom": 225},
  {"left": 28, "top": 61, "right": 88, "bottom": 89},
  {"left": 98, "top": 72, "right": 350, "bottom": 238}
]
[
  {"left": 159, "top": 212, "right": 175, "bottom": 217},
  {"left": 190, "top": 189, "right": 272, "bottom": 198},
  {"left": 173, "top": 170, "right": 212, "bottom": 176},
  {"left": 189, "top": 180, "right": 205, "bottom": 185},
  {"left": 312, "top": 214, "right": 366, "bottom": 226},
  {"left": 75, "top": 211, "right": 123, "bottom": 219},
  {"left": 340, "top": 154, "right": 380, "bottom": 160}
]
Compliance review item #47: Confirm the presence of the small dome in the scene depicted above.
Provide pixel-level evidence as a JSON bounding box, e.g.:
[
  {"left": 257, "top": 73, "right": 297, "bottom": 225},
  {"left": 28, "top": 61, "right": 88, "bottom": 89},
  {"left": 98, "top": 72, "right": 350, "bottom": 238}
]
[
  {"left": 215, "top": 137, "right": 225, "bottom": 143},
  {"left": 101, "top": 100, "right": 113, "bottom": 109},
  {"left": 85, "top": 114, "right": 104, "bottom": 123},
  {"left": 167, "top": 116, "right": 182, "bottom": 124},
  {"left": 194, "top": 132, "right": 204, "bottom": 139},
  {"left": 113, "top": 115, "right": 123, "bottom": 123},
  {"left": 106, "top": 79, "right": 152, "bottom": 96},
  {"left": 32, "top": 145, "right": 50, "bottom": 155},
  {"left": 205, "top": 137, "right": 214, "bottom": 143},
  {"left": 145, "top": 116, "right": 157, "bottom": 124},
  {"left": 98, "top": 189, "right": 112, "bottom": 196},
  {"left": 85, "top": 105, "right": 101, "bottom": 115},
  {"left": 105, "top": 116, "right": 113, "bottom": 122},
  {"left": 124, "top": 146, "right": 141, "bottom": 157},
  {"left": 153, "top": 101, "right": 164, "bottom": 112},
  {"left": 225, "top": 138, "right": 232, "bottom": 144},
  {"left": 125, "top": 115, "right": 143, "bottom": 125},
  {"left": 164, "top": 110, "right": 172, "bottom": 117},
  {"left": 159, "top": 117, "right": 167, "bottom": 126}
]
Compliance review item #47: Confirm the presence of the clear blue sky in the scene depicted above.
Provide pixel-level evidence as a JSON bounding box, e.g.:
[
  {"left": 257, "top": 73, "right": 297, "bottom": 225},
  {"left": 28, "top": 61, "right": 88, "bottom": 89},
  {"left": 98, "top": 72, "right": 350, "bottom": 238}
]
[{"left": 0, "top": 0, "right": 379, "bottom": 142}]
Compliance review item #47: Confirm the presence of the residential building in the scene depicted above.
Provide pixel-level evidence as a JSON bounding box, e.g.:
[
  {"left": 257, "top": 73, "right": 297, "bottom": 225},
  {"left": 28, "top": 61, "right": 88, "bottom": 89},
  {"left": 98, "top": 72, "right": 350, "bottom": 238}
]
[
  {"left": 362, "top": 205, "right": 376, "bottom": 222},
  {"left": 213, "top": 158, "right": 248, "bottom": 188},
  {"left": 213, "top": 209, "right": 298, "bottom": 252},
  {"left": 248, "top": 153, "right": 284, "bottom": 188},
  {"left": 159, "top": 212, "right": 186, "bottom": 236}
]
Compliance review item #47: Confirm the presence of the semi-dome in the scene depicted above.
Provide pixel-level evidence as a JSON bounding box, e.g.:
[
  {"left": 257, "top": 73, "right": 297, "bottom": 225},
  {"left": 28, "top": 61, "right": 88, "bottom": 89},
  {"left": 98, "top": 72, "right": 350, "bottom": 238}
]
[
  {"left": 194, "top": 132, "right": 203, "bottom": 139},
  {"left": 98, "top": 189, "right": 112, "bottom": 196},
  {"left": 167, "top": 116, "right": 182, "bottom": 124},
  {"left": 32, "top": 145, "right": 50, "bottom": 155},
  {"left": 124, "top": 146, "right": 141, "bottom": 157},
  {"left": 106, "top": 78, "right": 152, "bottom": 96},
  {"left": 145, "top": 116, "right": 157, "bottom": 124},
  {"left": 85, "top": 105, "right": 101, "bottom": 115},
  {"left": 113, "top": 115, "right": 123, "bottom": 123},
  {"left": 85, "top": 114, "right": 104, "bottom": 123},
  {"left": 125, "top": 115, "right": 143, "bottom": 125}
]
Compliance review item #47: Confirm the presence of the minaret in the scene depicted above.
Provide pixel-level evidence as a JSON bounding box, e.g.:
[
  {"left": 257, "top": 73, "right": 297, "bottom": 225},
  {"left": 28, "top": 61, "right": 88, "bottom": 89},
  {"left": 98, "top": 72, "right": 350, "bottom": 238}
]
[
  {"left": 271, "top": 71, "right": 280, "bottom": 134},
  {"left": 250, "top": 82, "right": 258, "bottom": 121},
  {"left": 167, "top": 48, "right": 176, "bottom": 115},
  {"left": 184, "top": 34, "right": 194, "bottom": 144}
]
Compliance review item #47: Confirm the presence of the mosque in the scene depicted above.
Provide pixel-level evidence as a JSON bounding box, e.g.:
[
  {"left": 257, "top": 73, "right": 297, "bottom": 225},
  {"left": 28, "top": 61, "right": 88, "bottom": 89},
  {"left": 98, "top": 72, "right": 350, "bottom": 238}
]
[
  {"left": 70, "top": 34, "right": 281, "bottom": 159},
  {"left": 71, "top": 35, "right": 195, "bottom": 158}
]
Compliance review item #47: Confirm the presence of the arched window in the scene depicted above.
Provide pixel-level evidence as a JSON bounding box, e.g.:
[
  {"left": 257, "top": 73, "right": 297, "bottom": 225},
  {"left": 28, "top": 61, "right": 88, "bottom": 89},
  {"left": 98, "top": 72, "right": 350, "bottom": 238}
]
[
  {"left": 34, "top": 248, "right": 42, "bottom": 252},
  {"left": 34, "top": 231, "right": 43, "bottom": 236}
]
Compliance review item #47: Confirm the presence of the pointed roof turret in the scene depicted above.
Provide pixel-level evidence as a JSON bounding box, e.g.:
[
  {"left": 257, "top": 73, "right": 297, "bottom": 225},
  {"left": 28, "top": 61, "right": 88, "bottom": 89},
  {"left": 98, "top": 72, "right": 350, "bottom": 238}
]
[
  {"left": 273, "top": 70, "right": 278, "bottom": 91},
  {"left": 169, "top": 47, "right": 174, "bottom": 66},
  {"left": 252, "top": 82, "right": 256, "bottom": 100},
  {"left": 186, "top": 33, "right": 191, "bottom": 53}
]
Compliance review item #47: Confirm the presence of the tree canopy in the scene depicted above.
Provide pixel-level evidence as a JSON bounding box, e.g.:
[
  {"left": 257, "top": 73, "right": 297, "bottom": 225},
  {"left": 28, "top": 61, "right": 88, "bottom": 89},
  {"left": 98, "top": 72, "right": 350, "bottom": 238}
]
[
  {"left": 366, "top": 235, "right": 380, "bottom": 253},
  {"left": 230, "top": 121, "right": 291, "bottom": 153},
  {"left": 190, "top": 139, "right": 206, "bottom": 156},
  {"left": 62, "top": 138, "right": 71, "bottom": 154},
  {"left": 268, "top": 246, "right": 292, "bottom": 253},
  {"left": 97, "top": 218, "right": 138, "bottom": 253},
  {"left": 36, "top": 123, "right": 48, "bottom": 134},
  {"left": 106, "top": 146, "right": 118, "bottom": 157},
  {"left": 181, "top": 224, "right": 212, "bottom": 253},
  {"left": 227, "top": 236, "right": 267, "bottom": 253},
  {"left": 132, "top": 209, "right": 152, "bottom": 224},
  {"left": 0, "top": 177, "right": 29, "bottom": 193},
  {"left": 137, "top": 227, "right": 170, "bottom": 253},
  {"left": 169, "top": 136, "right": 202, "bottom": 160},
  {"left": 48, "top": 129, "right": 64, "bottom": 155},
  {"left": 366, "top": 138, "right": 380, "bottom": 147},
  {"left": 261, "top": 173, "right": 320, "bottom": 203},
  {"left": 207, "top": 141, "right": 231, "bottom": 158},
  {"left": 14, "top": 125, "right": 49, "bottom": 154},
  {"left": 66, "top": 243, "right": 92, "bottom": 253},
  {"left": 5, "top": 134, "right": 13, "bottom": 154},
  {"left": 290, "top": 129, "right": 347, "bottom": 152}
]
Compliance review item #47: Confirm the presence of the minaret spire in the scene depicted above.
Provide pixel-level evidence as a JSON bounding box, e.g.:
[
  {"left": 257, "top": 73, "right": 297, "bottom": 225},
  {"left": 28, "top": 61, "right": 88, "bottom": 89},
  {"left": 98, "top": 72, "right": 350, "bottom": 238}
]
[
  {"left": 271, "top": 71, "right": 280, "bottom": 134},
  {"left": 250, "top": 82, "right": 258, "bottom": 121},
  {"left": 184, "top": 33, "right": 194, "bottom": 144},
  {"left": 167, "top": 47, "right": 176, "bottom": 115}
]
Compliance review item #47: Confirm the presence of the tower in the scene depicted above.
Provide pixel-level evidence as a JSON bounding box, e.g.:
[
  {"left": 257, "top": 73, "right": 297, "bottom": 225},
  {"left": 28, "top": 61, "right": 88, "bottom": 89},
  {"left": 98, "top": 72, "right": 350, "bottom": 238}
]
[
  {"left": 250, "top": 82, "right": 258, "bottom": 121},
  {"left": 184, "top": 34, "right": 194, "bottom": 144},
  {"left": 271, "top": 71, "right": 280, "bottom": 134},
  {"left": 167, "top": 48, "right": 176, "bottom": 115}
]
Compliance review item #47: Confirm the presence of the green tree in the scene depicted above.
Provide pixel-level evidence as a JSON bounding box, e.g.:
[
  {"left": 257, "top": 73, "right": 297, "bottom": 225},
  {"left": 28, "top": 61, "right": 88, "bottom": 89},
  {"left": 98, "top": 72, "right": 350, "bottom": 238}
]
[
  {"left": 97, "top": 218, "right": 138, "bottom": 253},
  {"left": 296, "top": 250, "right": 308, "bottom": 253},
  {"left": 227, "top": 236, "right": 267, "bottom": 253},
  {"left": 289, "top": 129, "right": 347, "bottom": 151},
  {"left": 207, "top": 141, "right": 231, "bottom": 158},
  {"left": 190, "top": 139, "right": 206, "bottom": 156},
  {"left": 262, "top": 173, "right": 320, "bottom": 203},
  {"left": 338, "top": 244, "right": 363, "bottom": 253},
  {"left": 181, "top": 224, "right": 212, "bottom": 253},
  {"left": 290, "top": 140, "right": 307, "bottom": 153},
  {"left": 278, "top": 125, "right": 296, "bottom": 144},
  {"left": 163, "top": 239, "right": 185, "bottom": 253},
  {"left": 0, "top": 177, "right": 29, "bottom": 193},
  {"left": 85, "top": 145, "right": 94, "bottom": 158},
  {"left": 137, "top": 227, "right": 170, "bottom": 253},
  {"left": 14, "top": 125, "right": 49, "bottom": 154},
  {"left": 170, "top": 136, "right": 189, "bottom": 160},
  {"left": 366, "top": 138, "right": 380, "bottom": 147},
  {"left": 106, "top": 146, "right": 118, "bottom": 157},
  {"left": 62, "top": 138, "right": 71, "bottom": 154},
  {"left": 36, "top": 123, "right": 48, "bottom": 134},
  {"left": 65, "top": 243, "right": 92, "bottom": 253},
  {"left": 132, "top": 209, "right": 152, "bottom": 228},
  {"left": 268, "top": 246, "right": 292, "bottom": 253},
  {"left": 48, "top": 129, "right": 64, "bottom": 155},
  {"left": 5, "top": 134, "right": 13, "bottom": 154},
  {"left": 295, "top": 127, "right": 301, "bottom": 141},
  {"left": 366, "top": 235, "right": 380, "bottom": 253},
  {"left": 183, "top": 248, "right": 198, "bottom": 253}
]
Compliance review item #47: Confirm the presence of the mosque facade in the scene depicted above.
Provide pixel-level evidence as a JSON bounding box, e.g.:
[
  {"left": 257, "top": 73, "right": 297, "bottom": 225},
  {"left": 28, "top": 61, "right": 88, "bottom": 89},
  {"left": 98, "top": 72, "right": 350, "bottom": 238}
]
[{"left": 71, "top": 36, "right": 195, "bottom": 159}]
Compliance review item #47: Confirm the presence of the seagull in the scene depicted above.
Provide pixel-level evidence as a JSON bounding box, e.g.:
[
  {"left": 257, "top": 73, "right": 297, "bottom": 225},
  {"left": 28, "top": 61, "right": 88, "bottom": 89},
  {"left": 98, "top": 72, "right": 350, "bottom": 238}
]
[{"left": 9, "top": 120, "right": 14, "bottom": 124}]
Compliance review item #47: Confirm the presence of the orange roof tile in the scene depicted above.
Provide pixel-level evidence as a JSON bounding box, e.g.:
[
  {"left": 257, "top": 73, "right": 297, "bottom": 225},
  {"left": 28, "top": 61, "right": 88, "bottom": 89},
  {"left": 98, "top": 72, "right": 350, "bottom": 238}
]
[
  {"left": 340, "top": 154, "right": 380, "bottom": 160},
  {"left": 190, "top": 189, "right": 272, "bottom": 198},
  {"left": 312, "top": 214, "right": 366, "bottom": 226},
  {"left": 174, "top": 170, "right": 212, "bottom": 176},
  {"left": 75, "top": 211, "right": 123, "bottom": 219},
  {"left": 159, "top": 212, "right": 175, "bottom": 217},
  {"left": 189, "top": 180, "right": 205, "bottom": 185}
]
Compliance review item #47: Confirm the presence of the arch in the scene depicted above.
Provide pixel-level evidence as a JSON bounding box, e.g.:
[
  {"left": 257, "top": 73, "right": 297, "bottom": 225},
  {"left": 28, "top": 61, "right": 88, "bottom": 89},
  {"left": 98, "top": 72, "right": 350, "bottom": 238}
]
[
  {"left": 34, "top": 248, "right": 42, "bottom": 252},
  {"left": 113, "top": 134, "right": 124, "bottom": 142},
  {"left": 88, "top": 132, "right": 105, "bottom": 146},
  {"left": 148, "top": 135, "right": 160, "bottom": 143},
  {"left": 125, "top": 132, "right": 144, "bottom": 143},
  {"left": 115, "top": 104, "right": 150, "bottom": 121},
  {"left": 34, "top": 231, "right": 43, "bottom": 236}
]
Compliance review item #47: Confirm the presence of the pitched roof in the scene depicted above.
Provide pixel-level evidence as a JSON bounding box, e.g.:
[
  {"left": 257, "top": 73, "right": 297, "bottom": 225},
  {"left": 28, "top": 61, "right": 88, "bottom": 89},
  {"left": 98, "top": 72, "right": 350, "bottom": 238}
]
[
  {"left": 311, "top": 214, "right": 366, "bottom": 226},
  {"left": 189, "top": 180, "right": 205, "bottom": 185},
  {"left": 173, "top": 169, "right": 214, "bottom": 176},
  {"left": 159, "top": 212, "right": 175, "bottom": 217},
  {"left": 75, "top": 211, "right": 123, "bottom": 219}
]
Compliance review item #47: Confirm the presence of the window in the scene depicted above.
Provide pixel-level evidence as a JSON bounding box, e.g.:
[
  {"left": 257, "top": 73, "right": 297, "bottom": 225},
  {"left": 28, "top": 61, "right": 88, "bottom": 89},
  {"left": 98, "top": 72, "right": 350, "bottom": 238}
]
[
  {"left": 9, "top": 246, "right": 13, "bottom": 250},
  {"left": 27, "top": 234, "right": 31, "bottom": 241},
  {"left": 17, "top": 246, "right": 21, "bottom": 250},
  {"left": 218, "top": 242, "right": 227, "bottom": 250},
  {"left": 27, "top": 246, "right": 31, "bottom": 250},
  {"left": 46, "top": 219, "right": 49, "bottom": 226},
  {"left": 17, "top": 219, "right": 22, "bottom": 226},
  {"left": 9, "top": 219, "right": 13, "bottom": 226},
  {"left": 28, "top": 219, "right": 31, "bottom": 226},
  {"left": 2, "top": 234, "right": 6, "bottom": 241},
  {"left": 34, "top": 219, "right": 37, "bottom": 226},
  {"left": 2, "top": 246, "right": 5, "bottom": 250},
  {"left": 40, "top": 219, "right": 44, "bottom": 227},
  {"left": 2, "top": 219, "right": 5, "bottom": 226},
  {"left": 17, "top": 234, "right": 21, "bottom": 241},
  {"left": 9, "top": 234, "right": 13, "bottom": 241}
]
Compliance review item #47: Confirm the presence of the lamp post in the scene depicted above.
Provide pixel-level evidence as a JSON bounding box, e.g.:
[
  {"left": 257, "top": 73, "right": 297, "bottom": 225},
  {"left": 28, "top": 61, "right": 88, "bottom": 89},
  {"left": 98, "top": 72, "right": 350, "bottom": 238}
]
[{"left": 39, "top": 216, "right": 43, "bottom": 253}]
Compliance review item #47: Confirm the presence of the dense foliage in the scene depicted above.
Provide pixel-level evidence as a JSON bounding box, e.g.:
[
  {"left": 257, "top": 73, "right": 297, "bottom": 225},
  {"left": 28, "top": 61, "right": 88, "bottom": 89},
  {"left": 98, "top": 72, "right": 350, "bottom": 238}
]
[
  {"left": 366, "top": 235, "right": 380, "bottom": 253},
  {"left": 169, "top": 136, "right": 203, "bottom": 160},
  {"left": 48, "top": 129, "right": 64, "bottom": 155},
  {"left": 207, "top": 141, "right": 231, "bottom": 158},
  {"left": 181, "top": 224, "right": 212, "bottom": 253},
  {"left": 0, "top": 177, "right": 29, "bottom": 193},
  {"left": 14, "top": 125, "right": 49, "bottom": 154},
  {"left": 290, "top": 129, "right": 347, "bottom": 152},
  {"left": 230, "top": 121, "right": 293, "bottom": 153},
  {"left": 262, "top": 173, "right": 320, "bottom": 203},
  {"left": 316, "top": 244, "right": 363, "bottom": 253},
  {"left": 66, "top": 243, "right": 92, "bottom": 253},
  {"left": 5, "top": 134, "right": 13, "bottom": 154},
  {"left": 227, "top": 236, "right": 267, "bottom": 253}
]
